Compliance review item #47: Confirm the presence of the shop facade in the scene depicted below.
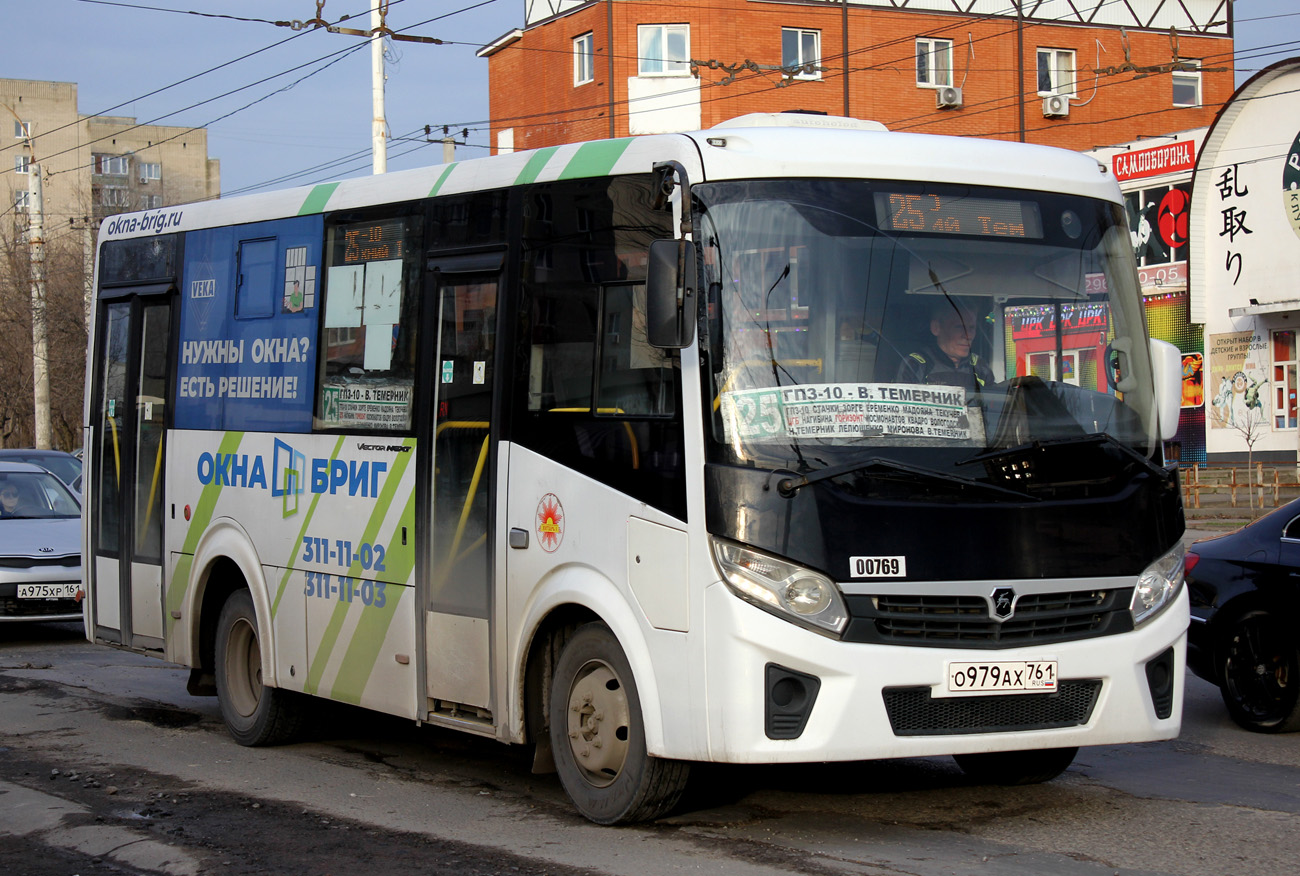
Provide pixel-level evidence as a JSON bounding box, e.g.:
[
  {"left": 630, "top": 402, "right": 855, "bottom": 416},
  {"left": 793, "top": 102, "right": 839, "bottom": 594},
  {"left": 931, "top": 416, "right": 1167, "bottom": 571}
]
[{"left": 1192, "top": 59, "right": 1300, "bottom": 464}]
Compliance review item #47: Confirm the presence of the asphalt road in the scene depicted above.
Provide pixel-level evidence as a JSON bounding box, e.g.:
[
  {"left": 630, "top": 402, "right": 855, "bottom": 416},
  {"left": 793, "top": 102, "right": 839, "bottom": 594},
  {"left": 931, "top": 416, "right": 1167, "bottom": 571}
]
[{"left": 2, "top": 614, "right": 1297, "bottom": 876}]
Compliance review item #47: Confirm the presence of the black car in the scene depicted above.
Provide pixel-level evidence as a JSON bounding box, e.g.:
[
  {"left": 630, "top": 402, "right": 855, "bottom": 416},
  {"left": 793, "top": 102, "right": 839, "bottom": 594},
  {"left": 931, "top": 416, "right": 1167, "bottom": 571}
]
[{"left": 1186, "top": 498, "right": 1300, "bottom": 732}]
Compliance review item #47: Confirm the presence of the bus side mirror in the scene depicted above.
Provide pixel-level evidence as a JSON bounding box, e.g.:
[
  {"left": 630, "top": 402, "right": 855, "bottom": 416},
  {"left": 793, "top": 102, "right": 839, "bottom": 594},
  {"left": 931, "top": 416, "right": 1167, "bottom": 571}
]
[
  {"left": 1149, "top": 338, "right": 1182, "bottom": 441},
  {"left": 646, "top": 238, "right": 697, "bottom": 349}
]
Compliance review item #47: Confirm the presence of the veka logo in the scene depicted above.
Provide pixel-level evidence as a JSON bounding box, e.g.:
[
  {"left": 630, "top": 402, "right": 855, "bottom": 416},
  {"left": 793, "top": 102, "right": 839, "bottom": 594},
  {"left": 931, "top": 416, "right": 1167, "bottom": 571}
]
[
  {"left": 273, "top": 438, "right": 306, "bottom": 517},
  {"left": 190, "top": 278, "right": 216, "bottom": 299}
]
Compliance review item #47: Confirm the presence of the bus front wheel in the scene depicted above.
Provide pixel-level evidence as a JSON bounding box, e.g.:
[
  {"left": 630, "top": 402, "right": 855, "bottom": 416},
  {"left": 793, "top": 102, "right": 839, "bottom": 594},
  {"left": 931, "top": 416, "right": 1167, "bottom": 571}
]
[
  {"left": 215, "top": 589, "right": 305, "bottom": 746},
  {"left": 548, "top": 623, "right": 690, "bottom": 824}
]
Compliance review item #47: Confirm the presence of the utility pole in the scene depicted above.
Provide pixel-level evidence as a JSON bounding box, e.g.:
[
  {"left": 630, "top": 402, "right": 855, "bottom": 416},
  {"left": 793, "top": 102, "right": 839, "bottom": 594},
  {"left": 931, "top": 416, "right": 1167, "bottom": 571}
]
[
  {"left": 81, "top": 217, "right": 94, "bottom": 331},
  {"left": 28, "top": 165, "right": 51, "bottom": 450},
  {"left": 372, "top": 0, "right": 387, "bottom": 173},
  {"left": 282, "top": 3, "right": 443, "bottom": 173},
  {"left": 5, "top": 102, "right": 51, "bottom": 449}
]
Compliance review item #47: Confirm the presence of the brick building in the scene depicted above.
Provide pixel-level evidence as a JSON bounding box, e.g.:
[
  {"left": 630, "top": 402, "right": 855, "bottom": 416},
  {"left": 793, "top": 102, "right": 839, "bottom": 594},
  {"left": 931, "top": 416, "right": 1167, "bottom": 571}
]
[{"left": 479, "top": 0, "right": 1233, "bottom": 154}]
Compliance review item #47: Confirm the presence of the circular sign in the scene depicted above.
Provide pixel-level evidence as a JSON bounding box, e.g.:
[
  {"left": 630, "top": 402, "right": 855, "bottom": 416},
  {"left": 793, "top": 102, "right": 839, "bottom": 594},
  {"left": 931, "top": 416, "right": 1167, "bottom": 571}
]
[
  {"left": 536, "top": 493, "right": 565, "bottom": 552},
  {"left": 1284, "top": 130, "right": 1300, "bottom": 240},
  {"left": 1157, "top": 188, "right": 1191, "bottom": 250}
]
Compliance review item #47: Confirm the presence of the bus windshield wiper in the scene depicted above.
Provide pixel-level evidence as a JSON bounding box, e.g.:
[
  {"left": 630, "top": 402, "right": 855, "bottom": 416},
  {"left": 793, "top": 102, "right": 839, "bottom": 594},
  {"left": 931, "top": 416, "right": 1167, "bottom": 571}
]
[
  {"left": 957, "top": 432, "right": 1169, "bottom": 481},
  {"left": 775, "top": 456, "right": 1031, "bottom": 500}
]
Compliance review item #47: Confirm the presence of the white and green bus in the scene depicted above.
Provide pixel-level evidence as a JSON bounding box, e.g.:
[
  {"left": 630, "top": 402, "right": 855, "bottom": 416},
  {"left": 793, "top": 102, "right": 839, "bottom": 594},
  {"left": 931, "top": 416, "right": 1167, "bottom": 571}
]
[{"left": 84, "top": 113, "right": 1188, "bottom": 824}]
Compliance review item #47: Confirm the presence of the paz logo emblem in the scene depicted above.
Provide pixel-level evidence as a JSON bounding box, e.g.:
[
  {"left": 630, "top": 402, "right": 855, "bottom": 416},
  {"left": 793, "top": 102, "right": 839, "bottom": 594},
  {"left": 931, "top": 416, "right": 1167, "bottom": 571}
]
[
  {"left": 38, "top": 546, "right": 55, "bottom": 553},
  {"left": 536, "top": 493, "right": 564, "bottom": 553},
  {"left": 991, "top": 587, "right": 1016, "bottom": 619}
]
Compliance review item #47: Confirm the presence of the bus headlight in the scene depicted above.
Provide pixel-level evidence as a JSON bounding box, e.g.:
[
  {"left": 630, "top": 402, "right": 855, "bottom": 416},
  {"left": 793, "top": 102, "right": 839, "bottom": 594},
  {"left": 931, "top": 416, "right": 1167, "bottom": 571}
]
[
  {"left": 712, "top": 538, "right": 848, "bottom": 636},
  {"left": 1130, "top": 544, "right": 1185, "bottom": 627}
]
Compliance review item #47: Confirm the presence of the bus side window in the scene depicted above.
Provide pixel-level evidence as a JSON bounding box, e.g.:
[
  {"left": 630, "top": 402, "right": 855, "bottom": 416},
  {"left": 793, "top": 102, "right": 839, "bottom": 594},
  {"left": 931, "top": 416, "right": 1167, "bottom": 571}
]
[
  {"left": 315, "top": 215, "right": 422, "bottom": 432},
  {"left": 596, "top": 284, "right": 674, "bottom": 417},
  {"left": 527, "top": 287, "right": 597, "bottom": 413}
]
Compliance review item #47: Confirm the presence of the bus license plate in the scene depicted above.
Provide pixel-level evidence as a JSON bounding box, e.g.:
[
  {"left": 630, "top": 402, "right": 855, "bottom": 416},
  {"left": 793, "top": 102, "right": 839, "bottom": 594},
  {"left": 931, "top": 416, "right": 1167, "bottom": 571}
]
[
  {"left": 17, "top": 583, "right": 77, "bottom": 600},
  {"left": 940, "top": 660, "right": 1057, "bottom": 697}
]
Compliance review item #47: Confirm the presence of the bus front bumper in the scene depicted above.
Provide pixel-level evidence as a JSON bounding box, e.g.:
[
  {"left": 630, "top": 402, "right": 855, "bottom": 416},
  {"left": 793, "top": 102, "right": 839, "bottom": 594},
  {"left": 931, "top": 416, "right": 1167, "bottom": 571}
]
[{"left": 695, "top": 581, "right": 1188, "bottom": 764}]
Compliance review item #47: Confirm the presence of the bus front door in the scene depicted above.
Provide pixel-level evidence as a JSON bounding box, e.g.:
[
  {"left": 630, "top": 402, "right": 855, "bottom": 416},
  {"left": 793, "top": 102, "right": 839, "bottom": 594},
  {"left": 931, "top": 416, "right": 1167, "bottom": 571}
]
[
  {"left": 424, "top": 263, "right": 500, "bottom": 718},
  {"left": 90, "top": 293, "right": 172, "bottom": 651}
]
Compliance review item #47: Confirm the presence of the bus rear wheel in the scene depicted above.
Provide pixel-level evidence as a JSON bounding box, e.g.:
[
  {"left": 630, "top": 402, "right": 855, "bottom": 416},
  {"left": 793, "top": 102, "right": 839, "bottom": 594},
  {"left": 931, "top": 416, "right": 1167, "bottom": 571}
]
[
  {"left": 549, "top": 623, "right": 690, "bottom": 824},
  {"left": 215, "top": 589, "right": 305, "bottom": 746},
  {"left": 953, "top": 746, "right": 1077, "bottom": 785}
]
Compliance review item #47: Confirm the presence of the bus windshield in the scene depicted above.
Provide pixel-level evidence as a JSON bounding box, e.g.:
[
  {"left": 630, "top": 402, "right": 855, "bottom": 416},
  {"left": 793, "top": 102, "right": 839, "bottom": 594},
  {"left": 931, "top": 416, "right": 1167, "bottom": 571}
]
[{"left": 697, "top": 179, "right": 1158, "bottom": 482}]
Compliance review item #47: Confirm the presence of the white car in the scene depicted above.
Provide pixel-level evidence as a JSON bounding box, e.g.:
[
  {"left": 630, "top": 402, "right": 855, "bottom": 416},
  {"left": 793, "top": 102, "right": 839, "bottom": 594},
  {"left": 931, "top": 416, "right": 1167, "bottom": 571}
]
[{"left": 0, "top": 461, "right": 83, "bottom": 623}]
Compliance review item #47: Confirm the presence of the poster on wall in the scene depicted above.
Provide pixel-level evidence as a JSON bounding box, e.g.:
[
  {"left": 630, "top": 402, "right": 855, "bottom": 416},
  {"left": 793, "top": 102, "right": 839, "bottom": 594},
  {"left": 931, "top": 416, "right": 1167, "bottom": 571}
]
[
  {"left": 1208, "top": 331, "right": 1268, "bottom": 429},
  {"left": 1181, "top": 352, "right": 1204, "bottom": 408}
]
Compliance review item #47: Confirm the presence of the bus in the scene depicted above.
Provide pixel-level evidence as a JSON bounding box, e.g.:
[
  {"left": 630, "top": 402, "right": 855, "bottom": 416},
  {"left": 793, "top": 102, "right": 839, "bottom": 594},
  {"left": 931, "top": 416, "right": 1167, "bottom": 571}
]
[{"left": 84, "top": 113, "right": 1188, "bottom": 825}]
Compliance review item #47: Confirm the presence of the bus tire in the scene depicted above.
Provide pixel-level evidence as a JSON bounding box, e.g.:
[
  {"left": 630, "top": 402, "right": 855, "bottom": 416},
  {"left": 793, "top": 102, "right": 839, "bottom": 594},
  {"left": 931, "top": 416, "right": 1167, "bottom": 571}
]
[
  {"left": 549, "top": 622, "right": 690, "bottom": 824},
  {"left": 215, "top": 589, "right": 305, "bottom": 747},
  {"left": 952, "top": 746, "right": 1077, "bottom": 785}
]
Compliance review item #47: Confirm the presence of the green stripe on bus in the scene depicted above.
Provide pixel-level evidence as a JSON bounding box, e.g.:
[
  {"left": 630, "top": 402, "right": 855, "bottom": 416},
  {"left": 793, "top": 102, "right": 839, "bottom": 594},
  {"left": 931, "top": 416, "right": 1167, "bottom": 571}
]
[
  {"left": 304, "top": 438, "right": 416, "bottom": 699},
  {"left": 557, "top": 138, "right": 634, "bottom": 180},
  {"left": 272, "top": 435, "right": 346, "bottom": 618},
  {"left": 330, "top": 442, "right": 417, "bottom": 702},
  {"left": 429, "top": 164, "right": 456, "bottom": 197},
  {"left": 514, "top": 147, "right": 559, "bottom": 186},
  {"left": 168, "top": 431, "right": 245, "bottom": 620},
  {"left": 298, "top": 182, "right": 340, "bottom": 215}
]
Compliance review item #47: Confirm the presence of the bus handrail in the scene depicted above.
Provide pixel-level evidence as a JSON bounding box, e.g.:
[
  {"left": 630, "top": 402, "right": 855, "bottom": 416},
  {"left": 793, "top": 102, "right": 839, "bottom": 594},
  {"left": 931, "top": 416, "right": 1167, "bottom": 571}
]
[{"left": 139, "top": 433, "right": 164, "bottom": 551}]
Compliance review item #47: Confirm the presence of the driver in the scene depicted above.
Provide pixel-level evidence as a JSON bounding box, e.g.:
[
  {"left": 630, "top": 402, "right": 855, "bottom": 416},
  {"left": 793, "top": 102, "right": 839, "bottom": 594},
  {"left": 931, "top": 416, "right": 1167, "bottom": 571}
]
[
  {"left": 0, "top": 481, "right": 25, "bottom": 517},
  {"left": 895, "top": 300, "right": 993, "bottom": 390}
]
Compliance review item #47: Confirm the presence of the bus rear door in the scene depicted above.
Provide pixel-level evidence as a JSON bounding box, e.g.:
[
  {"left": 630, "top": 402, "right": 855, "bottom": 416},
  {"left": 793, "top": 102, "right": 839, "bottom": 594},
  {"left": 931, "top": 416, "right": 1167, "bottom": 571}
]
[{"left": 89, "top": 288, "right": 173, "bottom": 651}]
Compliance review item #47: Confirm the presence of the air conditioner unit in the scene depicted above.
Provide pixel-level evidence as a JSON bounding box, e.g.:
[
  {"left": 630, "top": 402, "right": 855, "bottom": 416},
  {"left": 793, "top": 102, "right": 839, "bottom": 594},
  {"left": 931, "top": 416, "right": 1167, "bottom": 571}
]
[
  {"left": 936, "top": 86, "right": 963, "bottom": 109},
  {"left": 1042, "top": 94, "right": 1070, "bottom": 118}
]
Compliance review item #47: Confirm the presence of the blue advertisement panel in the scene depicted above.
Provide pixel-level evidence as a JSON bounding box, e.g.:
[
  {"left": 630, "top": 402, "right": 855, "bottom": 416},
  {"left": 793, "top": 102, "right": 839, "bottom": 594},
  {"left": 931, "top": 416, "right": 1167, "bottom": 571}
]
[{"left": 175, "top": 216, "right": 323, "bottom": 432}]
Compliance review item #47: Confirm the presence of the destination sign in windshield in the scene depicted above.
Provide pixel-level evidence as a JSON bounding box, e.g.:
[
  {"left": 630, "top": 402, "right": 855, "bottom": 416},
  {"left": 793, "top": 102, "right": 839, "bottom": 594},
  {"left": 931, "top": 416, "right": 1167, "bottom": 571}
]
[
  {"left": 720, "top": 382, "right": 975, "bottom": 442},
  {"left": 874, "top": 192, "right": 1043, "bottom": 239}
]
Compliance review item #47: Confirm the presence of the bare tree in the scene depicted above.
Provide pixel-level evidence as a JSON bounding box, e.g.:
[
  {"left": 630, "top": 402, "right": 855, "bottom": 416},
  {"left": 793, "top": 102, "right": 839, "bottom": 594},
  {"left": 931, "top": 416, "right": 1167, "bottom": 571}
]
[
  {"left": 0, "top": 214, "right": 87, "bottom": 450},
  {"left": 1229, "top": 396, "right": 1268, "bottom": 515}
]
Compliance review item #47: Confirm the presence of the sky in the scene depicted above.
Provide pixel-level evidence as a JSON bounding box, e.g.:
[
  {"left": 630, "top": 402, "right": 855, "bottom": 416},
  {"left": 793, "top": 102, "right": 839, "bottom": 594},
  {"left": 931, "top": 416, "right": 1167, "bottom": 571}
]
[{"left": 6, "top": 0, "right": 1300, "bottom": 198}]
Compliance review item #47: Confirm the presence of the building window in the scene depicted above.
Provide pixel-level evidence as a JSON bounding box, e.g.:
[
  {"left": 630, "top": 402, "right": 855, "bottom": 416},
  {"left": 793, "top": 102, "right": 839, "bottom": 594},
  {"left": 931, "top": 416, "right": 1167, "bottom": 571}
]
[
  {"left": 1274, "top": 330, "right": 1298, "bottom": 430},
  {"left": 1173, "top": 59, "right": 1201, "bottom": 107},
  {"left": 15, "top": 155, "right": 29, "bottom": 174},
  {"left": 1037, "top": 48, "right": 1076, "bottom": 97},
  {"left": 140, "top": 194, "right": 162, "bottom": 209},
  {"left": 638, "top": 23, "right": 689, "bottom": 76},
  {"left": 916, "top": 38, "right": 953, "bottom": 87},
  {"left": 574, "top": 32, "right": 594, "bottom": 86},
  {"left": 94, "top": 154, "right": 130, "bottom": 176},
  {"left": 782, "top": 28, "right": 821, "bottom": 79},
  {"left": 139, "top": 162, "right": 162, "bottom": 182},
  {"left": 101, "top": 186, "right": 130, "bottom": 207},
  {"left": 14, "top": 120, "right": 29, "bottom": 139},
  {"left": 14, "top": 190, "right": 29, "bottom": 212}
]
